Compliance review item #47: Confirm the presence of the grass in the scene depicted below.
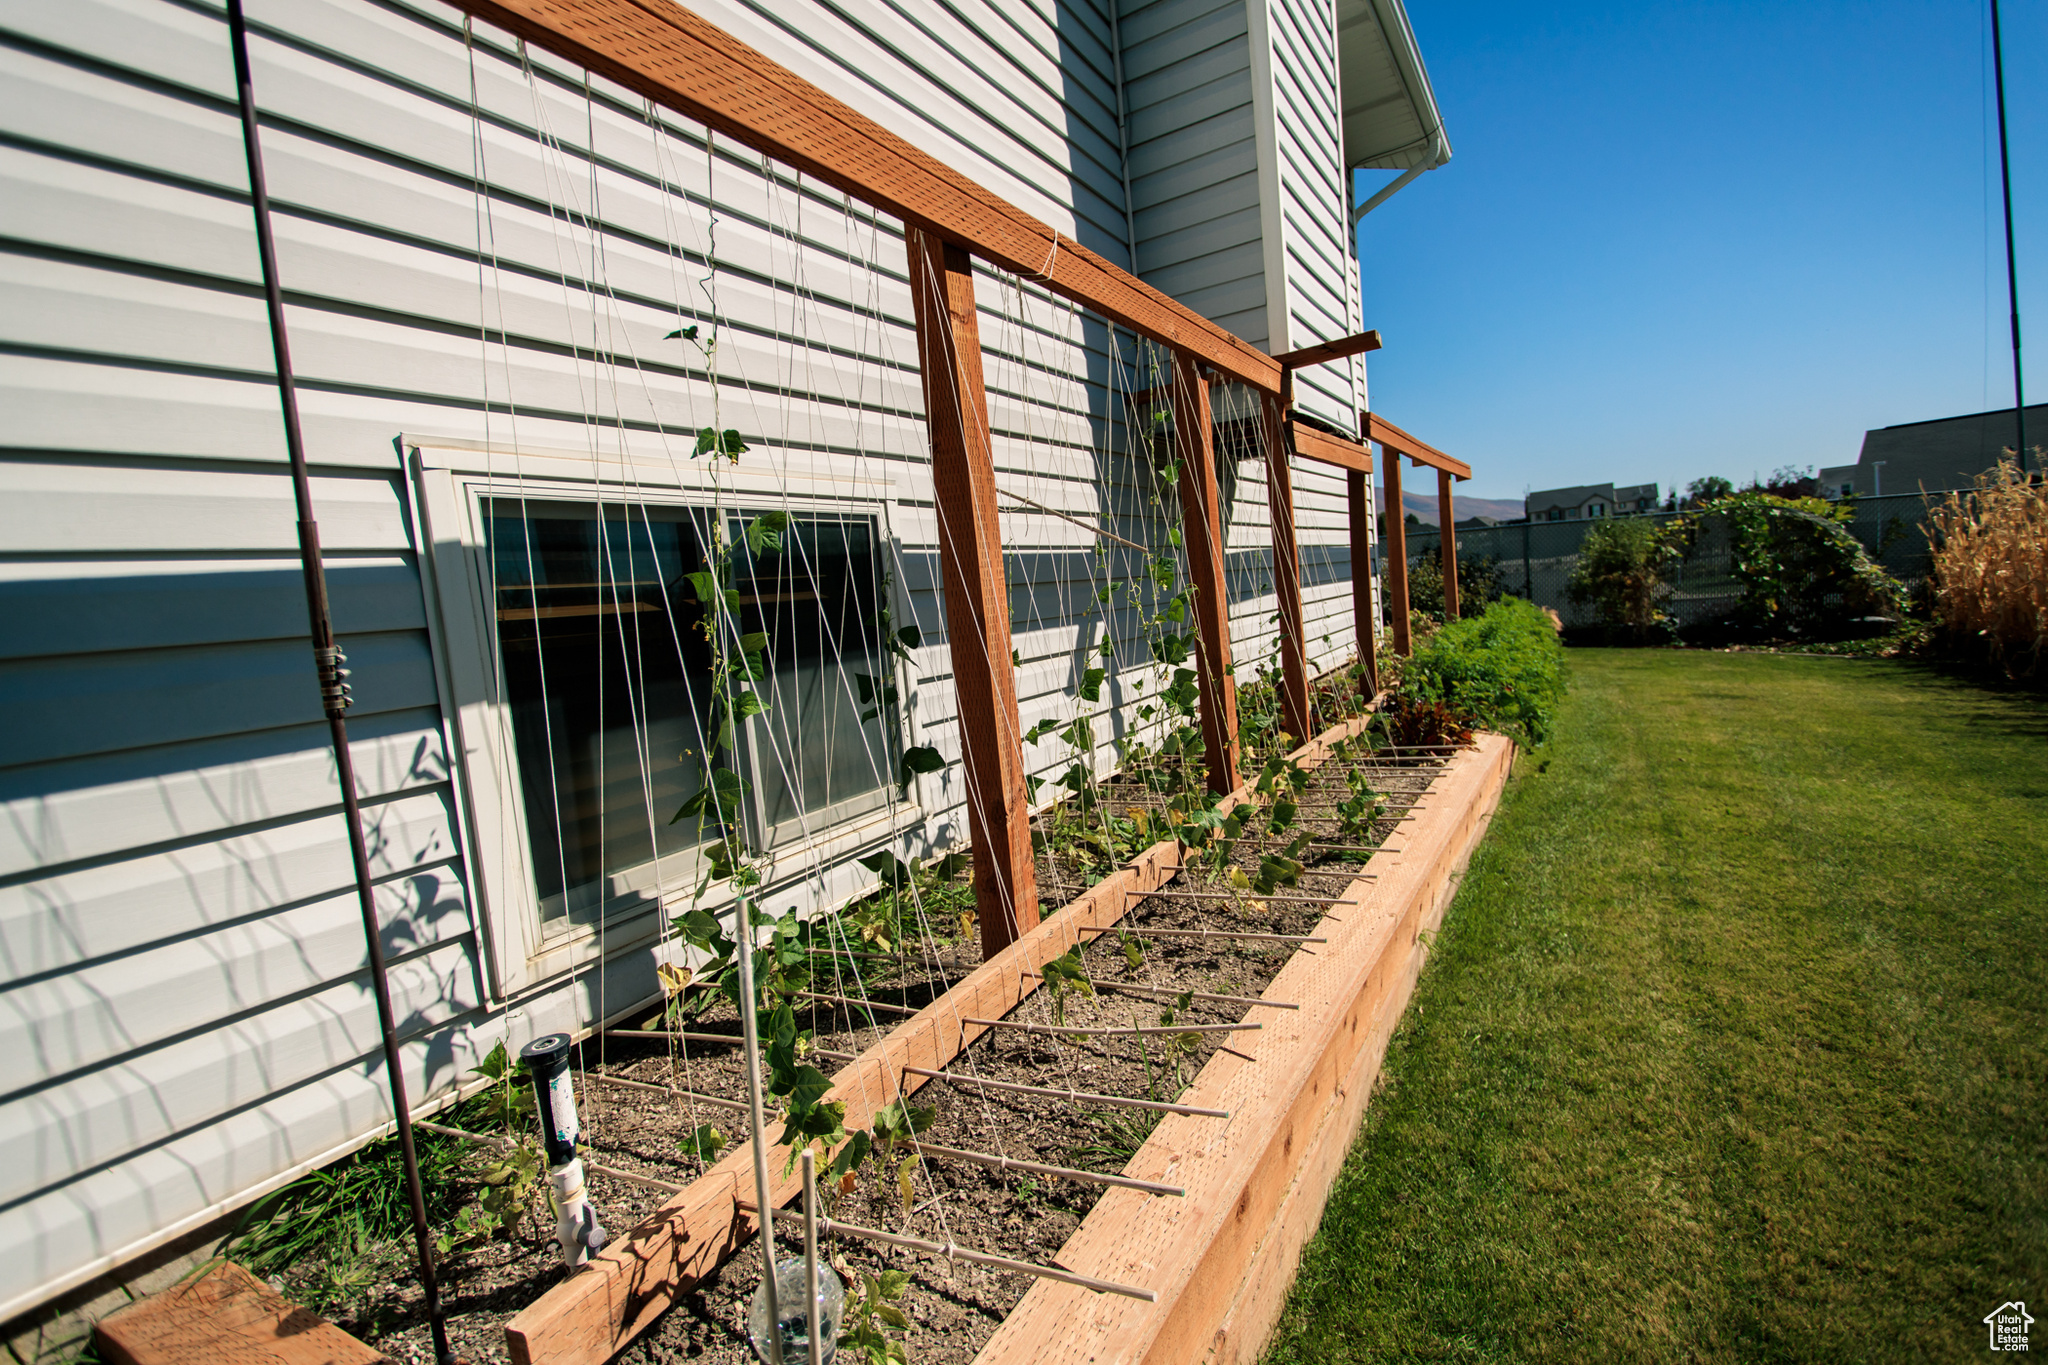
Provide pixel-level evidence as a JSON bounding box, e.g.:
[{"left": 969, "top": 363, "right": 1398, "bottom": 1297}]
[{"left": 1264, "top": 650, "right": 2048, "bottom": 1363}]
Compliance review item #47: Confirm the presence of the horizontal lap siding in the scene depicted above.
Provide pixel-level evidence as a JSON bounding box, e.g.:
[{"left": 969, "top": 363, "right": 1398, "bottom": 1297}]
[
  {"left": 0, "top": 0, "right": 1178, "bottom": 1320},
  {"left": 0, "top": 0, "right": 1367, "bottom": 1320},
  {"left": 1122, "top": 0, "right": 1266, "bottom": 349},
  {"left": 1268, "top": 0, "right": 1360, "bottom": 433},
  {"left": 1114, "top": 0, "right": 1364, "bottom": 693}
]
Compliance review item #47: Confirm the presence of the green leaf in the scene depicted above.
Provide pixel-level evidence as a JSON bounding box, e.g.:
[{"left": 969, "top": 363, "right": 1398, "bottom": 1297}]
[
  {"left": 895, "top": 624, "right": 922, "bottom": 651},
  {"left": 785, "top": 1064, "right": 834, "bottom": 1111},
  {"left": 680, "top": 1124, "right": 726, "bottom": 1162},
  {"left": 684, "top": 570, "right": 719, "bottom": 605},
  {"left": 829, "top": 1129, "right": 872, "bottom": 1181},
  {"left": 664, "top": 324, "right": 700, "bottom": 342},
  {"left": 694, "top": 426, "right": 718, "bottom": 457},
  {"left": 1151, "top": 633, "right": 1192, "bottom": 666},
  {"left": 733, "top": 689, "right": 766, "bottom": 718},
  {"left": 858, "top": 850, "right": 913, "bottom": 889},
  {"left": 719, "top": 428, "right": 749, "bottom": 458},
  {"left": 744, "top": 510, "right": 788, "bottom": 554},
  {"left": 899, "top": 744, "right": 944, "bottom": 793},
  {"left": 1023, "top": 717, "right": 1063, "bottom": 746},
  {"left": 1078, "top": 667, "right": 1106, "bottom": 703},
  {"left": 739, "top": 631, "right": 769, "bottom": 655}
]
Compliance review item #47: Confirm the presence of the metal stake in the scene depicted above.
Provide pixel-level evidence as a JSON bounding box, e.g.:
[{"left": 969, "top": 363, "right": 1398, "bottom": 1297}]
[
  {"left": 223, "top": 5, "right": 447, "bottom": 1359},
  {"left": 733, "top": 894, "right": 784, "bottom": 1365},
  {"left": 801, "top": 1150, "right": 824, "bottom": 1365}
]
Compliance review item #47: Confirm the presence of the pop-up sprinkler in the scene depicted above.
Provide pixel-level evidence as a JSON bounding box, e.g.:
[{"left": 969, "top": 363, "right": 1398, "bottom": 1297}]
[{"left": 521, "top": 1034, "right": 608, "bottom": 1267}]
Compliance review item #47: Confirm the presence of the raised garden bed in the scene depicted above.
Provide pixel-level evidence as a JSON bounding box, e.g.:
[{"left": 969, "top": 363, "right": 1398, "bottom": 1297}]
[{"left": 348, "top": 715, "right": 1512, "bottom": 1365}]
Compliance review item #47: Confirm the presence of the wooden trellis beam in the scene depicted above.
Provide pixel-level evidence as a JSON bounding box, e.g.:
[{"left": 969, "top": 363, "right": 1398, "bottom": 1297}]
[
  {"left": 1273, "top": 329, "right": 1383, "bottom": 370},
  {"left": 907, "top": 227, "right": 1039, "bottom": 957},
  {"left": 1172, "top": 352, "right": 1241, "bottom": 793},
  {"left": 453, "top": 0, "right": 1281, "bottom": 393},
  {"left": 1364, "top": 411, "right": 1471, "bottom": 481}
]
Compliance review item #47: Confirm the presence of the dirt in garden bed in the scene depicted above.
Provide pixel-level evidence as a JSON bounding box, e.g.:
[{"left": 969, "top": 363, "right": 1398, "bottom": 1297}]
[{"left": 346, "top": 750, "right": 1451, "bottom": 1365}]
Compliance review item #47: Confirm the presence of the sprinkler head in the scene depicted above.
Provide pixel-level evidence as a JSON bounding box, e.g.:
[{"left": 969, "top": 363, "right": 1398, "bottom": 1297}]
[{"left": 520, "top": 1033, "right": 577, "bottom": 1165}]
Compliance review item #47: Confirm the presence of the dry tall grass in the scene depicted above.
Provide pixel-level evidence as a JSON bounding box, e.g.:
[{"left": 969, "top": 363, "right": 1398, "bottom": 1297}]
[{"left": 1924, "top": 458, "right": 2048, "bottom": 675}]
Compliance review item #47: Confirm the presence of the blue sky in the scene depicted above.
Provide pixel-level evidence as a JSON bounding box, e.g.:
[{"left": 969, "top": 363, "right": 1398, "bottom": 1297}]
[{"left": 1358, "top": 0, "right": 2047, "bottom": 504}]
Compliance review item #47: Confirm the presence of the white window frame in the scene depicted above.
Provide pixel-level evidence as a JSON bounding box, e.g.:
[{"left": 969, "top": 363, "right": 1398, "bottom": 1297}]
[{"left": 407, "top": 437, "right": 922, "bottom": 998}]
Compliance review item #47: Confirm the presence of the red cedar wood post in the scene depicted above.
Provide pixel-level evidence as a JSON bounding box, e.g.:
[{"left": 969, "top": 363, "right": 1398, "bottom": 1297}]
[
  {"left": 1345, "top": 467, "right": 1379, "bottom": 696},
  {"left": 1172, "top": 352, "right": 1241, "bottom": 793},
  {"left": 906, "top": 227, "right": 1039, "bottom": 956},
  {"left": 1437, "top": 467, "right": 1460, "bottom": 619},
  {"left": 1264, "top": 373, "right": 1311, "bottom": 742},
  {"left": 1380, "top": 443, "right": 1411, "bottom": 656}
]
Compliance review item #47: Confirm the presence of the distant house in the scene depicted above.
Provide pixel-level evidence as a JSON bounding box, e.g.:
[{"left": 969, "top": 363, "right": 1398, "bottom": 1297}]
[
  {"left": 1526, "top": 481, "right": 1658, "bottom": 522},
  {"left": 1819, "top": 403, "right": 2048, "bottom": 499}
]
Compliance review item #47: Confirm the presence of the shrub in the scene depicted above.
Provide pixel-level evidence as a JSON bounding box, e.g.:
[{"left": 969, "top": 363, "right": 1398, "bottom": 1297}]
[
  {"left": 1378, "top": 694, "right": 1476, "bottom": 749},
  {"left": 1924, "top": 460, "right": 2047, "bottom": 677},
  {"left": 1567, "top": 518, "right": 1675, "bottom": 643},
  {"left": 1399, "top": 597, "right": 1567, "bottom": 746},
  {"left": 1406, "top": 551, "right": 1506, "bottom": 620},
  {"left": 1670, "top": 491, "right": 1906, "bottom": 637}
]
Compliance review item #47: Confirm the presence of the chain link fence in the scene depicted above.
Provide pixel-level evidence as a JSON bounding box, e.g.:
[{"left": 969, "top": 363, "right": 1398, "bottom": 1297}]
[{"left": 1402, "top": 491, "right": 1941, "bottom": 629}]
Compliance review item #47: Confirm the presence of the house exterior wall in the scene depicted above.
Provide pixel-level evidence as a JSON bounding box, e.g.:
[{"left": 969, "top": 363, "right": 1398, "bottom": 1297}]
[
  {"left": 1837, "top": 402, "right": 2048, "bottom": 497},
  {"left": 0, "top": 0, "right": 1375, "bottom": 1320}
]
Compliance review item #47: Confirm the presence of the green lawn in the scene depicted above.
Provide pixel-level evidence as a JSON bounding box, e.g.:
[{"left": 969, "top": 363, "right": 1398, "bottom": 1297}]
[{"left": 1265, "top": 651, "right": 2048, "bottom": 1364}]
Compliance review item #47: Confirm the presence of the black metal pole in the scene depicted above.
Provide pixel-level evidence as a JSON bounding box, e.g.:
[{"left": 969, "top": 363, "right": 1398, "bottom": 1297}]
[
  {"left": 224, "top": 7, "right": 452, "bottom": 1360},
  {"left": 1992, "top": 0, "right": 2028, "bottom": 473}
]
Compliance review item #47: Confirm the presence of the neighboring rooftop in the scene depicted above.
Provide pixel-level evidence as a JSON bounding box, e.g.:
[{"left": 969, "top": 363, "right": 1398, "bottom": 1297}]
[
  {"left": 1818, "top": 402, "right": 2048, "bottom": 498},
  {"left": 1527, "top": 481, "right": 1660, "bottom": 522}
]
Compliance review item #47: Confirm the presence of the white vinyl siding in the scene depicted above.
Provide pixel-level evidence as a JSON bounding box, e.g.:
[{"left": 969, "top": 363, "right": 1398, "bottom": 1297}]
[{"left": 0, "top": 0, "right": 1371, "bottom": 1320}]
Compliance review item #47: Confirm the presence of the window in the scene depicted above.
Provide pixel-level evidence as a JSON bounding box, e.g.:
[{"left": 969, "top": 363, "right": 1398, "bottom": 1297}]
[
  {"left": 484, "top": 500, "right": 898, "bottom": 926},
  {"left": 412, "top": 439, "right": 917, "bottom": 994}
]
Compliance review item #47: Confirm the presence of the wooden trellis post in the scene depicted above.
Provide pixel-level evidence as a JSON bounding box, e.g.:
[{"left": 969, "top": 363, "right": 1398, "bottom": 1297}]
[
  {"left": 1263, "top": 378, "right": 1311, "bottom": 743},
  {"left": 1381, "top": 441, "right": 1412, "bottom": 656},
  {"left": 906, "top": 227, "right": 1039, "bottom": 956},
  {"left": 1437, "top": 467, "right": 1460, "bottom": 619},
  {"left": 1346, "top": 465, "right": 1380, "bottom": 696},
  {"left": 1172, "top": 352, "right": 1241, "bottom": 792}
]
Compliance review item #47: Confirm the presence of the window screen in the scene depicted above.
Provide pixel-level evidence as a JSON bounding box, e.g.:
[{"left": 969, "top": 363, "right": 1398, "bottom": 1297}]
[{"left": 486, "top": 498, "right": 895, "bottom": 924}]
